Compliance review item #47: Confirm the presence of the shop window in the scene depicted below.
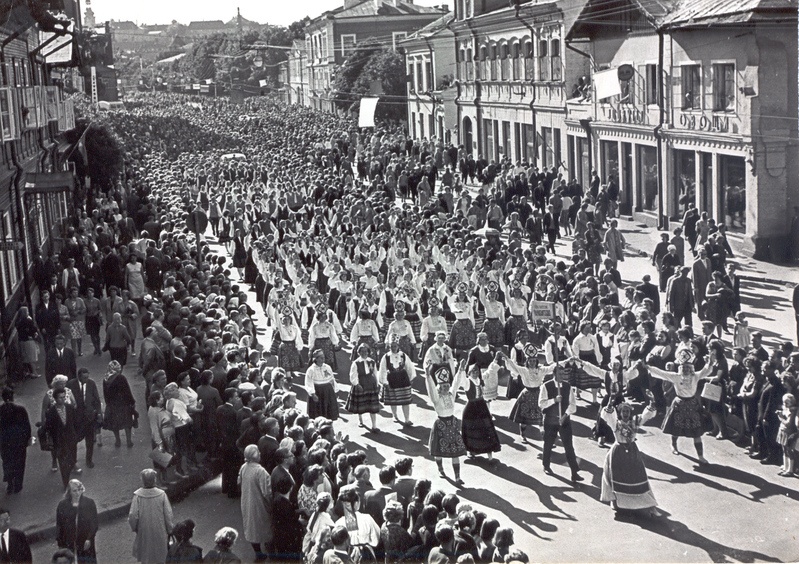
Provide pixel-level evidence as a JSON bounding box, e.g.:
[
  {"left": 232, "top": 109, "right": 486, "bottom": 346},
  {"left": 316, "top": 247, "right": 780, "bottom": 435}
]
[
  {"left": 645, "top": 64, "right": 658, "bottom": 105},
  {"left": 713, "top": 63, "right": 735, "bottom": 111},
  {"left": 674, "top": 149, "right": 696, "bottom": 217},
  {"left": 721, "top": 155, "right": 746, "bottom": 233},
  {"left": 541, "top": 127, "right": 552, "bottom": 168},
  {"left": 637, "top": 145, "right": 658, "bottom": 213},
  {"left": 682, "top": 65, "right": 701, "bottom": 110}
]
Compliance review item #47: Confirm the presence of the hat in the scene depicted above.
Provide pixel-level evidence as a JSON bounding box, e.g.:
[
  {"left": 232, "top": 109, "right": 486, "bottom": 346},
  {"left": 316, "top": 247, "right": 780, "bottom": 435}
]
[
  {"left": 487, "top": 281, "right": 499, "bottom": 293},
  {"left": 457, "top": 282, "right": 468, "bottom": 293},
  {"left": 435, "top": 330, "right": 447, "bottom": 338},
  {"left": 315, "top": 303, "right": 327, "bottom": 315},
  {"left": 281, "top": 306, "right": 293, "bottom": 318},
  {"left": 511, "top": 279, "right": 522, "bottom": 289},
  {"left": 524, "top": 344, "right": 539, "bottom": 358},
  {"left": 676, "top": 349, "right": 695, "bottom": 365},
  {"left": 428, "top": 296, "right": 440, "bottom": 308},
  {"left": 433, "top": 365, "right": 453, "bottom": 386},
  {"left": 312, "top": 349, "right": 325, "bottom": 360}
]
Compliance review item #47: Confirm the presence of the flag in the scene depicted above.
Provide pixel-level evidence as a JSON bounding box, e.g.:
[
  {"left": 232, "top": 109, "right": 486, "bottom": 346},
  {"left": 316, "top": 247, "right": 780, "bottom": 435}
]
[
  {"left": 593, "top": 68, "right": 621, "bottom": 100},
  {"left": 358, "top": 97, "right": 379, "bottom": 128}
]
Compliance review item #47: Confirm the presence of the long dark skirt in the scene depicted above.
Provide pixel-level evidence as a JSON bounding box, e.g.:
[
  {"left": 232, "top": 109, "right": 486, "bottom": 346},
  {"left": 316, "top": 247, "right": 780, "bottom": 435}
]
[
  {"left": 308, "top": 382, "right": 339, "bottom": 421},
  {"left": 278, "top": 342, "right": 303, "bottom": 373},
  {"left": 109, "top": 347, "right": 127, "bottom": 367},
  {"left": 462, "top": 398, "right": 501, "bottom": 454},
  {"left": 600, "top": 441, "right": 657, "bottom": 510},
  {"left": 661, "top": 395, "right": 708, "bottom": 438},
  {"left": 509, "top": 387, "right": 542, "bottom": 426},
  {"left": 429, "top": 416, "right": 467, "bottom": 458},
  {"left": 481, "top": 318, "right": 505, "bottom": 348},
  {"left": 449, "top": 319, "right": 476, "bottom": 351}
]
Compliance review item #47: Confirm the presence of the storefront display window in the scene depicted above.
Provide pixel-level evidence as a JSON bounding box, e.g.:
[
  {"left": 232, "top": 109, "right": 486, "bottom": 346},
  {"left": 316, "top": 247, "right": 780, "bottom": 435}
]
[
  {"left": 720, "top": 155, "right": 746, "bottom": 232},
  {"left": 674, "top": 149, "right": 695, "bottom": 217},
  {"left": 601, "top": 140, "right": 618, "bottom": 185},
  {"left": 637, "top": 145, "right": 658, "bottom": 213}
]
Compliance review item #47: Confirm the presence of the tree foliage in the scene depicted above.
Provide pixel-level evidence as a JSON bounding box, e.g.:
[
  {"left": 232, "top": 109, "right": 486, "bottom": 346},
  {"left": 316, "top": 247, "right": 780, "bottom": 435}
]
[
  {"left": 333, "top": 39, "right": 407, "bottom": 123},
  {"left": 67, "top": 117, "right": 124, "bottom": 194}
]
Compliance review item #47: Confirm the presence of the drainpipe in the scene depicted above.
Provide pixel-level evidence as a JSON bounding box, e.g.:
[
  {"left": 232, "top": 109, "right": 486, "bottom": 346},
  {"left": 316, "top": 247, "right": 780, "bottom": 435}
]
[
  {"left": 466, "top": 18, "right": 481, "bottom": 158},
  {"left": 515, "top": 10, "right": 538, "bottom": 165},
  {"left": 654, "top": 28, "right": 666, "bottom": 229}
]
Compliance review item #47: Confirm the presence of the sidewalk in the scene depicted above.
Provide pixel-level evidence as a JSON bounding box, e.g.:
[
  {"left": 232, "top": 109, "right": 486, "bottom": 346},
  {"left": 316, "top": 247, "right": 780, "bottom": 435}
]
[
  {"left": 11, "top": 239, "right": 256, "bottom": 547},
  {"left": 615, "top": 215, "right": 799, "bottom": 286}
]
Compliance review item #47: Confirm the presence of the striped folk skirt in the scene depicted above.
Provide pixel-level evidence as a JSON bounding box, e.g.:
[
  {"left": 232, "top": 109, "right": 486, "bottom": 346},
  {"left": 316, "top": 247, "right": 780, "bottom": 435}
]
[{"left": 509, "top": 386, "right": 542, "bottom": 426}]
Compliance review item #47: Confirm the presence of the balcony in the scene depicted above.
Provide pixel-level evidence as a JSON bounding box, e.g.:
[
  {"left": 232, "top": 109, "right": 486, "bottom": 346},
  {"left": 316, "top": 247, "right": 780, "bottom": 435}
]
[{"left": 566, "top": 97, "right": 594, "bottom": 122}]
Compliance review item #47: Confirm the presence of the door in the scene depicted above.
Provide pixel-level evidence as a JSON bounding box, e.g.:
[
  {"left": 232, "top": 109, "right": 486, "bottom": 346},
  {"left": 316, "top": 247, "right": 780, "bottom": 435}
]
[
  {"left": 462, "top": 117, "right": 473, "bottom": 156},
  {"left": 621, "top": 142, "right": 633, "bottom": 215}
]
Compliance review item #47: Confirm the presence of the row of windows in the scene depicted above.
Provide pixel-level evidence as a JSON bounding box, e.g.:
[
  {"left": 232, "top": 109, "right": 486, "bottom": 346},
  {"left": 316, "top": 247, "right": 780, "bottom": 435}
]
[
  {"left": 611, "top": 62, "right": 736, "bottom": 113},
  {"left": 0, "top": 86, "right": 74, "bottom": 142},
  {"left": 408, "top": 57, "right": 433, "bottom": 93},
  {"left": 458, "top": 38, "right": 562, "bottom": 82}
]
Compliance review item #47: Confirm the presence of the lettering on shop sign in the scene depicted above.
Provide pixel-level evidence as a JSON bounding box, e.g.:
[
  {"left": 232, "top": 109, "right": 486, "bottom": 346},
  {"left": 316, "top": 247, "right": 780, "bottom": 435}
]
[
  {"left": 679, "top": 112, "right": 730, "bottom": 133},
  {"left": 601, "top": 105, "right": 648, "bottom": 125}
]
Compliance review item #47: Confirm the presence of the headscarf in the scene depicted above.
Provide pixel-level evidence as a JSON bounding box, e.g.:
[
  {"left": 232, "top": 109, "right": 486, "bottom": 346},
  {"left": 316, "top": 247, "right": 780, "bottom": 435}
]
[{"left": 105, "top": 360, "right": 122, "bottom": 379}]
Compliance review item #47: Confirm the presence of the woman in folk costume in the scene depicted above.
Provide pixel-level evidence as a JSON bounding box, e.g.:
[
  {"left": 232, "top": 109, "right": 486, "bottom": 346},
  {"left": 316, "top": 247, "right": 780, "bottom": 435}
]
[
  {"left": 598, "top": 392, "right": 661, "bottom": 516},
  {"left": 571, "top": 321, "right": 604, "bottom": 405},
  {"left": 349, "top": 308, "right": 380, "bottom": 361},
  {"left": 425, "top": 362, "right": 468, "bottom": 485},
  {"left": 346, "top": 343, "right": 382, "bottom": 432},
  {"left": 449, "top": 282, "right": 477, "bottom": 357},
  {"left": 378, "top": 336, "right": 417, "bottom": 427},
  {"left": 275, "top": 306, "right": 304, "bottom": 377},
  {"left": 438, "top": 272, "right": 460, "bottom": 335},
  {"left": 478, "top": 281, "right": 506, "bottom": 349},
  {"left": 466, "top": 332, "right": 500, "bottom": 405},
  {"left": 305, "top": 349, "right": 339, "bottom": 421},
  {"left": 378, "top": 274, "right": 398, "bottom": 341},
  {"left": 396, "top": 272, "right": 422, "bottom": 340},
  {"left": 461, "top": 359, "right": 501, "bottom": 463},
  {"left": 384, "top": 305, "right": 417, "bottom": 361},
  {"left": 307, "top": 304, "right": 340, "bottom": 370},
  {"left": 499, "top": 346, "right": 552, "bottom": 441},
  {"left": 504, "top": 279, "right": 530, "bottom": 347},
  {"left": 419, "top": 298, "right": 449, "bottom": 360},
  {"left": 640, "top": 349, "right": 716, "bottom": 464},
  {"left": 579, "top": 357, "right": 640, "bottom": 447}
]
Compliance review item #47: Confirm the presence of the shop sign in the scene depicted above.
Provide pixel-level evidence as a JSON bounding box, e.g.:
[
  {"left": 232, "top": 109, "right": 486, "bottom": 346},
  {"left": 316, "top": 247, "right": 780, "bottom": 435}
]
[
  {"left": 601, "top": 105, "right": 648, "bottom": 125},
  {"left": 678, "top": 112, "right": 730, "bottom": 133}
]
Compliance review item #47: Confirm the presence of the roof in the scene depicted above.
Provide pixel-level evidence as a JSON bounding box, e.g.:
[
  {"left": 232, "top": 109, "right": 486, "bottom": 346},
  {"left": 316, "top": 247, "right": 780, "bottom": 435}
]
[
  {"left": 404, "top": 12, "right": 455, "bottom": 40},
  {"left": 188, "top": 20, "right": 226, "bottom": 30},
  {"left": 334, "top": 0, "right": 445, "bottom": 18},
  {"left": 110, "top": 20, "right": 140, "bottom": 31},
  {"left": 659, "top": 0, "right": 796, "bottom": 27}
]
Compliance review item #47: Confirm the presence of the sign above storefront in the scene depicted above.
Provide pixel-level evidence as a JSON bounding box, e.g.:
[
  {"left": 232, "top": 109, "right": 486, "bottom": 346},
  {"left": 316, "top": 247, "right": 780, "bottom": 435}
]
[
  {"left": 678, "top": 112, "right": 730, "bottom": 133},
  {"left": 601, "top": 105, "right": 649, "bottom": 125}
]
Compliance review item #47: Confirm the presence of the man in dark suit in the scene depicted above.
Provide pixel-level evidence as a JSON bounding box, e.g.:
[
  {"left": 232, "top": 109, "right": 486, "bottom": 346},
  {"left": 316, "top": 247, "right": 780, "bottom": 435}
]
[
  {"left": 216, "top": 389, "right": 241, "bottom": 498},
  {"left": 542, "top": 204, "right": 559, "bottom": 254},
  {"left": 636, "top": 274, "right": 661, "bottom": 315},
  {"left": 363, "top": 466, "right": 397, "bottom": 527},
  {"left": 45, "top": 334, "right": 78, "bottom": 387},
  {"left": 35, "top": 290, "right": 60, "bottom": 352},
  {"left": 67, "top": 369, "right": 102, "bottom": 469},
  {"left": 0, "top": 388, "right": 32, "bottom": 494},
  {"left": 538, "top": 365, "right": 583, "bottom": 484},
  {"left": 0, "top": 508, "right": 32, "bottom": 563},
  {"left": 692, "top": 247, "right": 713, "bottom": 319},
  {"left": 391, "top": 456, "right": 416, "bottom": 517},
  {"left": 45, "top": 387, "right": 81, "bottom": 489},
  {"left": 257, "top": 418, "right": 280, "bottom": 473}
]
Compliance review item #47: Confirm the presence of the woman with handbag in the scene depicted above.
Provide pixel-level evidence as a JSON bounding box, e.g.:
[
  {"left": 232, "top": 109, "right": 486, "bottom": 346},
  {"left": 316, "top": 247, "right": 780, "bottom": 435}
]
[
  {"left": 45, "top": 387, "right": 81, "bottom": 488},
  {"left": 41, "top": 375, "right": 77, "bottom": 474},
  {"left": 702, "top": 341, "right": 730, "bottom": 440},
  {"left": 102, "top": 360, "right": 137, "bottom": 448},
  {"left": 147, "top": 391, "right": 183, "bottom": 484},
  {"left": 56, "top": 480, "right": 98, "bottom": 563}
]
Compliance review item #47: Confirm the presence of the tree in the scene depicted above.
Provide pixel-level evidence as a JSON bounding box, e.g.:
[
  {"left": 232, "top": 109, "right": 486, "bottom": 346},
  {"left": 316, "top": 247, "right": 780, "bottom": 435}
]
[
  {"left": 69, "top": 118, "right": 123, "bottom": 195},
  {"left": 360, "top": 49, "right": 407, "bottom": 123},
  {"left": 289, "top": 16, "right": 310, "bottom": 40},
  {"left": 332, "top": 38, "right": 381, "bottom": 112}
]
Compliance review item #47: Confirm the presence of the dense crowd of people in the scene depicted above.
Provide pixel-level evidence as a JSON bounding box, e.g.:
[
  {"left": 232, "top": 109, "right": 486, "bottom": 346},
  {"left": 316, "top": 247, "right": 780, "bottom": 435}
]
[{"left": 1, "top": 89, "right": 797, "bottom": 563}]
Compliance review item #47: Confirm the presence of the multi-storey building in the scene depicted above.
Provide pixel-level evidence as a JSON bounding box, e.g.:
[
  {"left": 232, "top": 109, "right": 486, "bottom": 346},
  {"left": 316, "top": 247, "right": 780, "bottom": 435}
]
[
  {"left": 565, "top": 0, "right": 797, "bottom": 258},
  {"left": 401, "top": 12, "right": 456, "bottom": 143},
  {"left": 287, "top": 39, "right": 308, "bottom": 106},
  {"left": 450, "top": 0, "right": 590, "bottom": 167},
  {"left": 0, "top": 0, "right": 79, "bottom": 382},
  {"left": 301, "top": 0, "right": 446, "bottom": 113}
]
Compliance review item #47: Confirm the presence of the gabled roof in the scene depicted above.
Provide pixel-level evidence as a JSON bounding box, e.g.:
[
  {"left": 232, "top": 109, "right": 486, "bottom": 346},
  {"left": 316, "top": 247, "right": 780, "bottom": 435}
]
[
  {"left": 110, "top": 20, "right": 140, "bottom": 31},
  {"left": 404, "top": 11, "right": 455, "bottom": 39},
  {"left": 188, "top": 20, "right": 226, "bottom": 30},
  {"left": 660, "top": 0, "right": 796, "bottom": 28},
  {"left": 334, "top": 0, "right": 445, "bottom": 18}
]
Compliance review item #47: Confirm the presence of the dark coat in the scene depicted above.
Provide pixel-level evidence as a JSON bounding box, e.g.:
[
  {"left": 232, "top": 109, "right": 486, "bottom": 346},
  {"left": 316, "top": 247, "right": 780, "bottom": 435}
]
[
  {"left": 45, "top": 403, "right": 79, "bottom": 467},
  {"left": 66, "top": 378, "right": 102, "bottom": 439},
  {"left": 0, "top": 402, "right": 31, "bottom": 481},
  {"left": 45, "top": 347, "right": 78, "bottom": 386},
  {"left": 56, "top": 495, "right": 98, "bottom": 560},
  {"left": 0, "top": 529, "right": 32, "bottom": 563}
]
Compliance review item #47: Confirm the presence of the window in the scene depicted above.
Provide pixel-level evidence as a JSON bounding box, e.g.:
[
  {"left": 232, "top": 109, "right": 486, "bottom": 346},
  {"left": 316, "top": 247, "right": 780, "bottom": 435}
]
[
  {"left": 0, "top": 212, "right": 20, "bottom": 300},
  {"left": 322, "top": 31, "right": 329, "bottom": 59},
  {"left": 713, "top": 63, "right": 735, "bottom": 111},
  {"left": 512, "top": 44, "right": 521, "bottom": 80},
  {"left": 415, "top": 59, "right": 424, "bottom": 92},
  {"left": 490, "top": 45, "right": 498, "bottom": 81},
  {"left": 466, "top": 48, "right": 473, "bottom": 81},
  {"left": 619, "top": 74, "right": 633, "bottom": 104},
  {"left": 392, "top": 32, "right": 406, "bottom": 51},
  {"left": 0, "top": 88, "right": 18, "bottom": 141},
  {"left": 538, "top": 39, "right": 549, "bottom": 81},
  {"left": 541, "top": 127, "right": 552, "bottom": 167},
  {"left": 524, "top": 41, "right": 534, "bottom": 81},
  {"left": 411, "top": 112, "right": 416, "bottom": 138},
  {"left": 682, "top": 65, "right": 701, "bottom": 109},
  {"left": 551, "top": 39, "right": 561, "bottom": 81},
  {"left": 408, "top": 61, "right": 415, "bottom": 93},
  {"left": 645, "top": 64, "right": 658, "bottom": 105},
  {"left": 500, "top": 44, "right": 509, "bottom": 81},
  {"left": 425, "top": 58, "right": 433, "bottom": 91},
  {"left": 340, "top": 34, "right": 355, "bottom": 59}
]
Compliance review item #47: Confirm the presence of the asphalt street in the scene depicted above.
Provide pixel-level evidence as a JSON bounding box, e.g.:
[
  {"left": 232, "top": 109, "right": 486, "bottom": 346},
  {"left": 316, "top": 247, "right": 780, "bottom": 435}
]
[{"left": 21, "top": 223, "right": 799, "bottom": 563}]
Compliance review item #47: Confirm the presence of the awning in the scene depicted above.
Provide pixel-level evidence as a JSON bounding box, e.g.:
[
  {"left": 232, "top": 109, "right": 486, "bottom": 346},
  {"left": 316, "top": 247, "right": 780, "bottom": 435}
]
[{"left": 23, "top": 172, "right": 75, "bottom": 193}]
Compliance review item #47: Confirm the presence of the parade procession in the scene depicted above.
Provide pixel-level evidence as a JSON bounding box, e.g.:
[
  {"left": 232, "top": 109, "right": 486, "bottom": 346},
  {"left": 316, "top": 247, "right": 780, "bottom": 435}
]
[{"left": 0, "top": 0, "right": 797, "bottom": 563}]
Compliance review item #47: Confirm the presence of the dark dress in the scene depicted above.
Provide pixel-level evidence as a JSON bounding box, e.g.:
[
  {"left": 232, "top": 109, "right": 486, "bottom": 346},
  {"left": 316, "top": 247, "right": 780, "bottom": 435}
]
[
  {"left": 102, "top": 373, "right": 136, "bottom": 431},
  {"left": 0, "top": 402, "right": 32, "bottom": 493},
  {"left": 56, "top": 496, "right": 99, "bottom": 563},
  {"left": 272, "top": 495, "right": 303, "bottom": 560},
  {"left": 461, "top": 379, "right": 501, "bottom": 455}
]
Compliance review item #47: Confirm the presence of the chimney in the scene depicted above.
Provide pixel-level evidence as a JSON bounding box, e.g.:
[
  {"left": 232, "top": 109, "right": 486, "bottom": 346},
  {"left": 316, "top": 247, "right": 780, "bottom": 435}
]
[{"left": 438, "top": 3, "right": 448, "bottom": 11}]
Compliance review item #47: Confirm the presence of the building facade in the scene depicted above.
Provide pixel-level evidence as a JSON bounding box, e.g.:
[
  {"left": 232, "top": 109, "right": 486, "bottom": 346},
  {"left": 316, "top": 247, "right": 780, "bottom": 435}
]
[
  {"left": 0, "top": 0, "right": 78, "bottom": 383},
  {"left": 300, "top": 0, "right": 446, "bottom": 113},
  {"left": 287, "top": 39, "right": 308, "bottom": 106},
  {"left": 566, "top": 0, "right": 798, "bottom": 258},
  {"left": 400, "top": 13, "right": 456, "bottom": 143},
  {"left": 450, "top": 0, "right": 590, "bottom": 169}
]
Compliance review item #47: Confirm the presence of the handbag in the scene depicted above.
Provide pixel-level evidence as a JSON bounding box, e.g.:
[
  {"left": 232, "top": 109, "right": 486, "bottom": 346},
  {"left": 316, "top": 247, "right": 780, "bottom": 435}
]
[
  {"left": 37, "top": 424, "right": 53, "bottom": 452},
  {"left": 148, "top": 448, "right": 173, "bottom": 468},
  {"left": 701, "top": 382, "right": 723, "bottom": 403}
]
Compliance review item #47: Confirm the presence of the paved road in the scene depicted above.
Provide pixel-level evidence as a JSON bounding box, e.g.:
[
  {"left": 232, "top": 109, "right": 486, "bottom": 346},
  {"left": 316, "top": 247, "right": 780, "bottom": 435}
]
[{"left": 25, "top": 228, "right": 799, "bottom": 563}]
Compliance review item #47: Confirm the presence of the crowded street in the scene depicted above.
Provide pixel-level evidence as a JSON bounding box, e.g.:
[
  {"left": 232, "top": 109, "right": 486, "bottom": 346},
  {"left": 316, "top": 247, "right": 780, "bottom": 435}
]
[{"left": 0, "top": 90, "right": 794, "bottom": 564}]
